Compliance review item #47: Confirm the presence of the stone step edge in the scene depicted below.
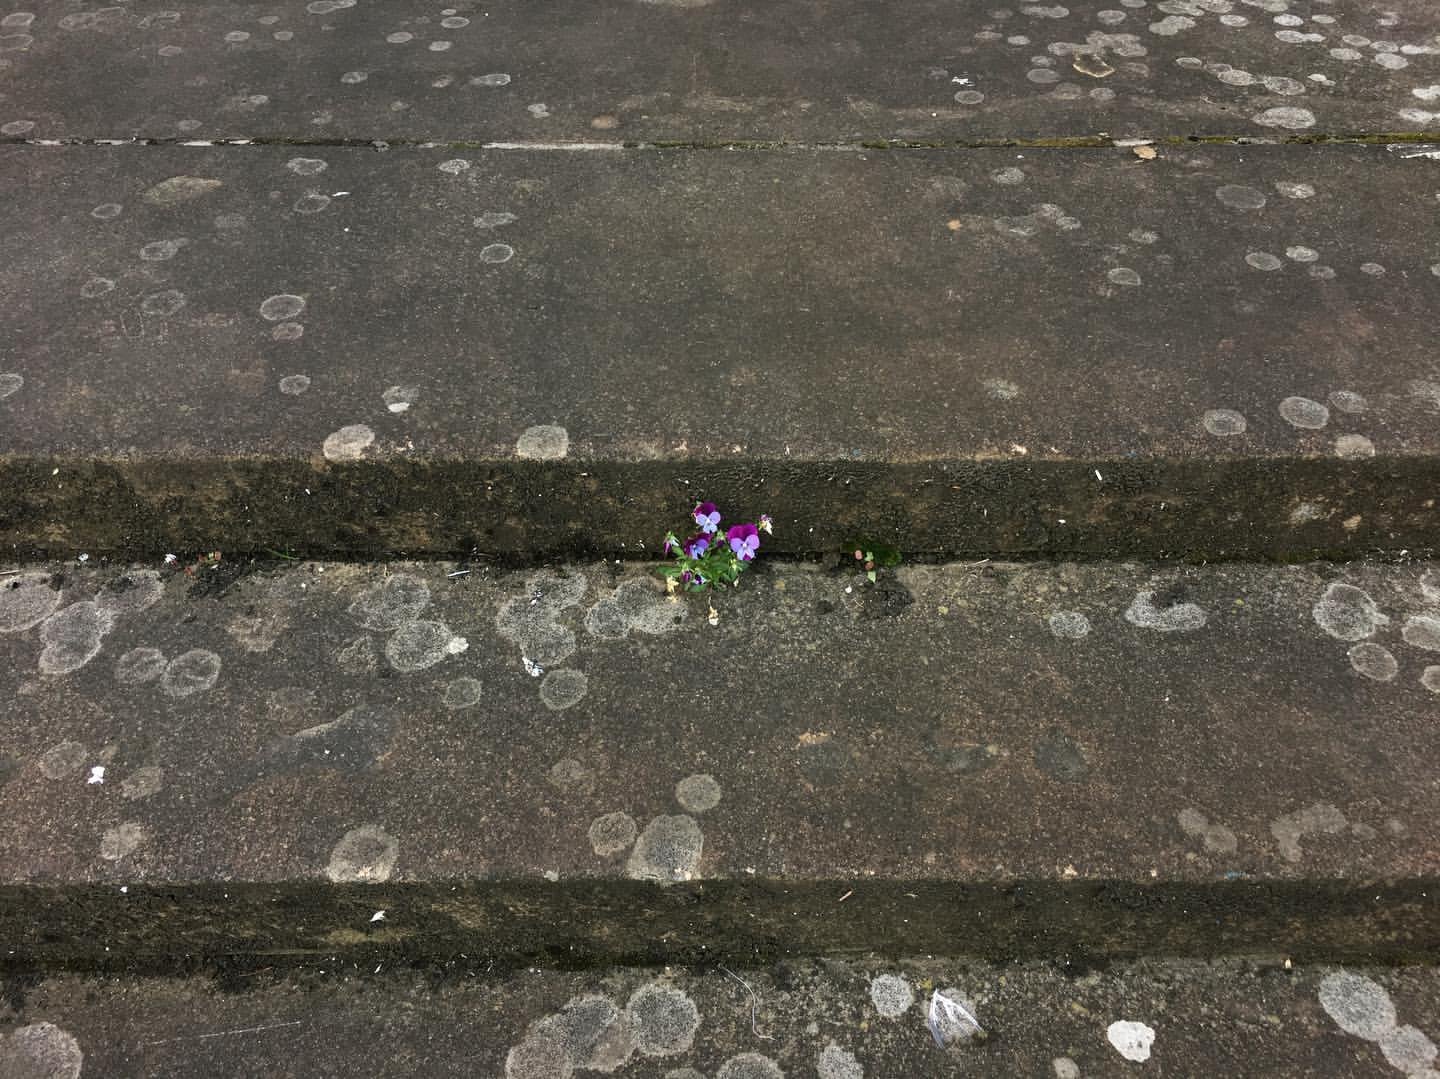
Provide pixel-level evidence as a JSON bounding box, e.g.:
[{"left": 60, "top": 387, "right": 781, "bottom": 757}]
[
  {"left": 2, "top": 878, "right": 1435, "bottom": 974},
  {"left": 0, "top": 455, "right": 1431, "bottom": 562}
]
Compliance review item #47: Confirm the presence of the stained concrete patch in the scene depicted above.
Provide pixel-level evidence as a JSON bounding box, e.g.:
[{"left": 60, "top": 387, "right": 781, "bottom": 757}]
[
  {"left": 1313, "top": 584, "right": 1388, "bottom": 641},
  {"left": 716, "top": 1054, "right": 784, "bottom": 1079},
  {"left": 326, "top": 825, "right": 399, "bottom": 883},
  {"left": 144, "top": 176, "right": 223, "bottom": 204},
  {"left": 1124, "top": 589, "right": 1206, "bottom": 632},
  {"left": 869, "top": 973, "right": 914, "bottom": 1018},
  {"left": 516, "top": 425, "right": 569, "bottom": 460},
  {"left": 443, "top": 677, "right": 483, "bottom": 709},
  {"left": 1335, "top": 435, "right": 1375, "bottom": 460},
  {"left": 1047, "top": 610, "right": 1091, "bottom": 639},
  {"left": 99, "top": 822, "right": 145, "bottom": 861},
  {"left": 1215, "top": 184, "right": 1267, "bottom": 210},
  {"left": 496, "top": 571, "right": 587, "bottom": 668},
  {"left": 817, "top": 1042, "right": 864, "bottom": 1079},
  {"left": 505, "top": 1033, "right": 572, "bottom": 1079},
  {"left": 97, "top": 570, "right": 164, "bottom": 617},
  {"left": 259, "top": 294, "right": 306, "bottom": 322},
  {"left": 38, "top": 741, "right": 88, "bottom": 780},
  {"left": 529, "top": 994, "right": 635, "bottom": 1073},
  {"left": 589, "top": 812, "right": 638, "bottom": 857},
  {"left": 540, "top": 668, "right": 589, "bottom": 710},
  {"left": 585, "top": 579, "right": 686, "bottom": 639},
  {"left": 385, "top": 620, "right": 467, "bottom": 671},
  {"left": 1380, "top": 1026, "right": 1438, "bottom": 1073},
  {"left": 335, "top": 635, "right": 377, "bottom": 673},
  {"left": 675, "top": 774, "right": 721, "bottom": 813},
  {"left": 625, "top": 981, "right": 700, "bottom": 1057},
  {"left": 1348, "top": 643, "right": 1398, "bottom": 682},
  {"left": 1401, "top": 615, "right": 1440, "bottom": 652},
  {"left": 626, "top": 815, "right": 703, "bottom": 882},
  {"left": 548, "top": 757, "right": 595, "bottom": 795},
  {"left": 1422, "top": 666, "right": 1440, "bottom": 694},
  {"left": 120, "top": 766, "right": 164, "bottom": 800},
  {"left": 1252, "top": 106, "right": 1315, "bottom": 129},
  {"left": 38, "top": 602, "right": 115, "bottom": 675},
  {"left": 256, "top": 705, "right": 395, "bottom": 778},
  {"left": 1272, "top": 802, "right": 1348, "bottom": 863},
  {"left": 0, "top": 1022, "right": 84, "bottom": 1079},
  {"left": 348, "top": 574, "right": 431, "bottom": 631},
  {"left": 322, "top": 425, "right": 374, "bottom": 462},
  {"left": 1279, "top": 396, "right": 1330, "bottom": 429},
  {"left": 1319, "top": 971, "right": 1398, "bottom": 1041},
  {"left": 0, "top": 572, "right": 62, "bottom": 633},
  {"left": 1034, "top": 730, "right": 1089, "bottom": 782},
  {"left": 160, "top": 649, "right": 221, "bottom": 697},
  {"left": 1177, "top": 808, "right": 1238, "bottom": 854}
]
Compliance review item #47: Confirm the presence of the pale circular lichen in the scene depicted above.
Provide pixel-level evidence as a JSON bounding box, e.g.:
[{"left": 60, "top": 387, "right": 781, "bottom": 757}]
[
  {"left": 675, "top": 773, "right": 722, "bottom": 813},
  {"left": 588, "top": 811, "right": 638, "bottom": 856}
]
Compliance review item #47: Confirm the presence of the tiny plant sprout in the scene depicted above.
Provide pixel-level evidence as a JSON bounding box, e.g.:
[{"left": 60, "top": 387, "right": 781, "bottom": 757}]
[
  {"left": 844, "top": 537, "right": 902, "bottom": 584},
  {"left": 659, "top": 504, "right": 772, "bottom": 593}
]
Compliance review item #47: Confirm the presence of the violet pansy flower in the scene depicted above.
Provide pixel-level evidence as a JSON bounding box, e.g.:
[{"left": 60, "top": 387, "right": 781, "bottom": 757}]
[
  {"left": 693, "top": 502, "right": 722, "bottom": 534},
  {"left": 727, "top": 523, "right": 761, "bottom": 561}
]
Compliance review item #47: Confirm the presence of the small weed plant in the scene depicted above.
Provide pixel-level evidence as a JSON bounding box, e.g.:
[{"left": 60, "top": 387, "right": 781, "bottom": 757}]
[
  {"left": 660, "top": 502, "right": 773, "bottom": 592},
  {"left": 844, "top": 538, "right": 902, "bottom": 584}
]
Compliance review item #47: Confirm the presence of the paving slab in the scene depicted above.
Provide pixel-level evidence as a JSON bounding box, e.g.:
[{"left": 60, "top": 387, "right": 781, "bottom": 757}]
[
  {"left": 1, "top": 1, "right": 1439, "bottom": 142},
  {"left": 3, "top": 960, "right": 1440, "bottom": 1077},
  {"left": 0, "top": 558, "right": 1436, "bottom": 969},
  {"left": 4, "top": 143, "right": 1440, "bottom": 559}
]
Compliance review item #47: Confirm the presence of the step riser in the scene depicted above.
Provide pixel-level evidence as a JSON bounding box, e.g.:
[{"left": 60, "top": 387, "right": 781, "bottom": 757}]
[
  {"left": 3, "top": 880, "right": 1438, "bottom": 974},
  {"left": 3, "top": 457, "right": 1433, "bottom": 561}
]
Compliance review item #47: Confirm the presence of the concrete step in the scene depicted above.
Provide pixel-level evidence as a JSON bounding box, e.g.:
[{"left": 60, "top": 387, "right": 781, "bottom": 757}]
[
  {"left": 2, "top": 0, "right": 1438, "bottom": 142},
  {"left": 4, "top": 143, "right": 1440, "bottom": 560},
  {"left": 0, "top": 557, "right": 1436, "bottom": 970},
  {"left": 3, "top": 960, "right": 1439, "bottom": 1077}
]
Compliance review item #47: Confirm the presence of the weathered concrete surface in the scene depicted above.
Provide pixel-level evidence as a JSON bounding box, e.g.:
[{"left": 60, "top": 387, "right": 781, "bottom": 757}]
[
  {"left": 4, "top": 144, "right": 1440, "bottom": 559},
  {"left": 3, "top": 961, "right": 1439, "bottom": 1077},
  {"left": 0, "top": 558, "right": 1436, "bottom": 968},
  {"left": 1, "top": 1, "right": 1439, "bottom": 142}
]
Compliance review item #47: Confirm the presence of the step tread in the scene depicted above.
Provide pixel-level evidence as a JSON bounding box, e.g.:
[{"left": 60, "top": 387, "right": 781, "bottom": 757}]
[
  {"left": 1, "top": 558, "right": 1437, "bottom": 964},
  {"left": 4, "top": 145, "right": 1437, "bottom": 462},
  {"left": 3, "top": 0, "right": 1438, "bottom": 142},
  {"left": 4, "top": 961, "right": 1438, "bottom": 1077},
  {"left": 3, "top": 145, "right": 1440, "bottom": 558}
]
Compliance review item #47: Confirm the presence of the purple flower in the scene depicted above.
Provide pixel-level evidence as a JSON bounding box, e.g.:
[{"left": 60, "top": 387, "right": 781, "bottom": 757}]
[
  {"left": 683, "top": 533, "right": 710, "bottom": 559},
  {"left": 727, "top": 523, "right": 761, "bottom": 561},
  {"left": 663, "top": 532, "right": 680, "bottom": 556},
  {"left": 693, "top": 501, "right": 722, "bottom": 534},
  {"left": 680, "top": 569, "right": 706, "bottom": 588},
  {"left": 758, "top": 514, "right": 774, "bottom": 535}
]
